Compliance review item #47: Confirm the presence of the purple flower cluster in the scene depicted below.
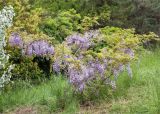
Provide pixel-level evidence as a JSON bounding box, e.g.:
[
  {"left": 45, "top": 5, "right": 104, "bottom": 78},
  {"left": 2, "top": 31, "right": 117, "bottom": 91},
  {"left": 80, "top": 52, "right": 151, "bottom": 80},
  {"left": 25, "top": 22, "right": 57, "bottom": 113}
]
[
  {"left": 67, "top": 33, "right": 90, "bottom": 50},
  {"left": 26, "top": 40, "right": 54, "bottom": 56},
  {"left": 124, "top": 48, "right": 134, "bottom": 58},
  {"left": 8, "top": 33, "right": 23, "bottom": 47},
  {"left": 89, "top": 60, "right": 107, "bottom": 75},
  {"left": 8, "top": 33, "right": 54, "bottom": 57},
  {"left": 52, "top": 61, "right": 61, "bottom": 73},
  {"left": 66, "top": 30, "right": 99, "bottom": 50},
  {"left": 67, "top": 59, "right": 108, "bottom": 92},
  {"left": 68, "top": 65, "right": 93, "bottom": 92},
  {"left": 113, "top": 64, "right": 125, "bottom": 80}
]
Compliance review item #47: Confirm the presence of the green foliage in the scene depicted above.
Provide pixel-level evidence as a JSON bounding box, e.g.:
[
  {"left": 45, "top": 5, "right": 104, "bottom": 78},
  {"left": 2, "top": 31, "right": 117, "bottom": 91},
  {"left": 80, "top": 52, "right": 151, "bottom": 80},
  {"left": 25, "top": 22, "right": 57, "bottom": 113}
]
[
  {"left": 31, "top": 0, "right": 77, "bottom": 12},
  {"left": 6, "top": 46, "right": 47, "bottom": 84},
  {"left": 1, "top": 0, "right": 42, "bottom": 34},
  {"left": 11, "top": 57, "right": 45, "bottom": 84},
  {"left": 41, "top": 9, "right": 82, "bottom": 41},
  {"left": 81, "top": 16, "right": 99, "bottom": 31}
]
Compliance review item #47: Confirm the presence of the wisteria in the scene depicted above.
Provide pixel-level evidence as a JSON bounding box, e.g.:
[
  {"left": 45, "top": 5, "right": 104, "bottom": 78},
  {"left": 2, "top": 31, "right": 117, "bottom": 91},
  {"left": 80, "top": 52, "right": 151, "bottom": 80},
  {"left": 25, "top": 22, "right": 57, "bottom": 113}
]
[
  {"left": 113, "top": 64, "right": 125, "bottom": 80},
  {"left": 4, "top": 22, "right": 147, "bottom": 92},
  {"left": 66, "top": 33, "right": 91, "bottom": 50},
  {"left": 7, "top": 28, "right": 138, "bottom": 92},
  {"left": 0, "top": 6, "right": 15, "bottom": 89},
  {"left": 52, "top": 61, "right": 61, "bottom": 73},
  {"left": 8, "top": 33, "right": 23, "bottom": 47},
  {"left": 66, "top": 30, "right": 99, "bottom": 51},
  {"left": 67, "top": 59, "right": 114, "bottom": 91},
  {"left": 26, "top": 40, "right": 54, "bottom": 56},
  {"left": 124, "top": 48, "right": 134, "bottom": 58},
  {"left": 52, "top": 30, "right": 138, "bottom": 92}
]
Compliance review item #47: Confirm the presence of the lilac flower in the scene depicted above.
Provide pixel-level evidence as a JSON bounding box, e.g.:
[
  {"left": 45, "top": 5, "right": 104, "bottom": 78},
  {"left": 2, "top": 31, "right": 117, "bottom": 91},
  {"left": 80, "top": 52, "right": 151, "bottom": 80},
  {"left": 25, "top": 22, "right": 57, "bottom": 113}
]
[
  {"left": 67, "top": 59, "right": 108, "bottom": 91},
  {"left": 8, "top": 33, "right": 23, "bottom": 47},
  {"left": 89, "top": 59, "right": 107, "bottom": 76},
  {"left": 124, "top": 48, "right": 134, "bottom": 58},
  {"left": 78, "top": 83, "right": 85, "bottom": 92},
  {"left": 52, "top": 61, "right": 61, "bottom": 73},
  {"left": 26, "top": 40, "right": 54, "bottom": 56},
  {"left": 68, "top": 65, "right": 89, "bottom": 91},
  {"left": 83, "top": 30, "right": 99, "bottom": 39},
  {"left": 113, "top": 64, "right": 124, "bottom": 80},
  {"left": 66, "top": 33, "right": 90, "bottom": 50}
]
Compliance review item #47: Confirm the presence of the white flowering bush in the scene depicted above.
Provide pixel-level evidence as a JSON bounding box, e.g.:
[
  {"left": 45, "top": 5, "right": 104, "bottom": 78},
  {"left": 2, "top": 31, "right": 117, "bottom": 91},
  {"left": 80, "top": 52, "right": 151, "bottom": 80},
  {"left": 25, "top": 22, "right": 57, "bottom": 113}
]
[{"left": 0, "top": 6, "right": 15, "bottom": 89}]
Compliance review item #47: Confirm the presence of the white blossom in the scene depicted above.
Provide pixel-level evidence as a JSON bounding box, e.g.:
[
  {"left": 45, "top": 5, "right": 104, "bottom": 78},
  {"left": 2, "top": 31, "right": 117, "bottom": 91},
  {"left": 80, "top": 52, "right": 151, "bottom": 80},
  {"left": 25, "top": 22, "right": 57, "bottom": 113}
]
[{"left": 0, "top": 5, "right": 15, "bottom": 89}]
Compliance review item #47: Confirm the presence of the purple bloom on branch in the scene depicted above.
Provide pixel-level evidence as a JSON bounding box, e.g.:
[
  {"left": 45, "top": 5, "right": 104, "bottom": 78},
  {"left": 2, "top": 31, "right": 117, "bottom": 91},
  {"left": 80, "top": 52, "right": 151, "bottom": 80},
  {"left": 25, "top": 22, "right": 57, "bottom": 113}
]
[
  {"left": 124, "top": 48, "right": 134, "bottom": 58},
  {"left": 9, "top": 33, "right": 23, "bottom": 47},
  {"left": 52, "top": 61, "right": 61, "bottom": 73},
  {"left": 26, "top": 40, "right": 54, "bottom": 56}
]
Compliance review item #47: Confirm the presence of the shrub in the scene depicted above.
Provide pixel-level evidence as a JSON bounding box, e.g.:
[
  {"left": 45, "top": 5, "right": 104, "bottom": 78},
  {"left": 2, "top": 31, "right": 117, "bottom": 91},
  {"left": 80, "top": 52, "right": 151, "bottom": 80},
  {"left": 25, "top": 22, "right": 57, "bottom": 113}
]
[
  {"left": 6, "top": 33, "right": 54, "bottom": 83},
  {"left": 52, "top": 27, "right": 159, "bottom": 93},
  {"left": 41, "top": 9, "right": 82, "bottom": 41},
  {"left": 3, "top": 0, "right": 42, "bottom": 34}
]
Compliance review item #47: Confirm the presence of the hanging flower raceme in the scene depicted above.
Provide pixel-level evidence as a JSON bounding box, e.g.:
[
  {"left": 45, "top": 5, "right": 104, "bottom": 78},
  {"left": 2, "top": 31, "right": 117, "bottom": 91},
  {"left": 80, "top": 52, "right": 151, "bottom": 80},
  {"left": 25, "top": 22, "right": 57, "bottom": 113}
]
[
  {"left": 26, "top": 40, "right": 54, "bottom": 56},
  {"left": 66, "top": 33, "right": 90, "bottom": 50},
  {"left": 66, "top": 30, "right": 99, "bottom": 51},
  {"left": 8, "top": 33, "right": 23, "bottom": 47},
  {"left": 67, "top": 59, "right": 108, "bottom": 92},
  {"left": 52, "top": 61, "right": 61, "bottom": 73}
]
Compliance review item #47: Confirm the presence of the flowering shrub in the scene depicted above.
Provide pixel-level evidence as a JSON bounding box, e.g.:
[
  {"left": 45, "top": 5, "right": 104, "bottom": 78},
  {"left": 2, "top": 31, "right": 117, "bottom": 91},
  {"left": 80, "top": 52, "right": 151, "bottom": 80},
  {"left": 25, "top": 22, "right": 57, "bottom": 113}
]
[
  {"left": 0, "top": 6, "right": 15, "bottom": 89},
  {"left": 52, "top": 27, "right": 158, "bottom": 92},
  {"left": 26, "top": 40, "right": 54, "bottom": 56},
  {"left": 7, "top": 33, "right": 54, "bottom": 82}
]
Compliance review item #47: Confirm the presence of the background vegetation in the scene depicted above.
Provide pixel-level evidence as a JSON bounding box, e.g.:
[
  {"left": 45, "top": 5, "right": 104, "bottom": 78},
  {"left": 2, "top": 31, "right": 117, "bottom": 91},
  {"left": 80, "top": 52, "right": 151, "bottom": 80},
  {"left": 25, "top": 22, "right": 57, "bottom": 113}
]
[{"left": 0, "top": 0, "right": 160, "bottom": 113}]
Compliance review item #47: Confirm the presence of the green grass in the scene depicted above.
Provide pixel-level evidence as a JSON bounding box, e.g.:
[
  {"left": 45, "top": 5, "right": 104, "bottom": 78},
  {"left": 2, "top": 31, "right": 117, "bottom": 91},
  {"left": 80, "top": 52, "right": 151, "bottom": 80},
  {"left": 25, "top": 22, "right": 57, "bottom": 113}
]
[
  {"left": 109, "top": 49, "right": 160, "bottom": 114},
  {"left": 0, "top": 76, "right": 79, "bottom": 114}
]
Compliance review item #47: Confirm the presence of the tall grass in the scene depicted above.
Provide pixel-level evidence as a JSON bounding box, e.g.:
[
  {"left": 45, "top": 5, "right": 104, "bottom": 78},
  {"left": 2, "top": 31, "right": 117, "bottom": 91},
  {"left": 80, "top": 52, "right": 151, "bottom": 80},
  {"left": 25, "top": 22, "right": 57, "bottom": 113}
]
[
  {"left": 0, "top": 76, "right": 79, "bottom": 113},
  {"left": 110, "top": 49, "right": 160, "bottom": 113}
]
